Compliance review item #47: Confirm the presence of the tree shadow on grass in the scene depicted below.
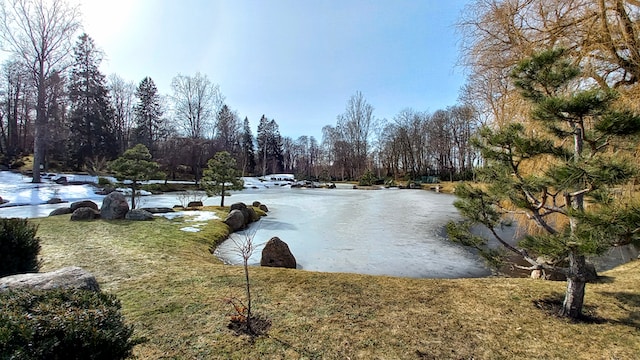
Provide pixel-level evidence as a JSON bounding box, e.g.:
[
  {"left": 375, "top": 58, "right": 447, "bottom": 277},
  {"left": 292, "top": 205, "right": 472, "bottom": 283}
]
[
  {"left": 532, "top": 292, "right": 605, "bottom": 324},
  {"left": 533, "top": 291, "right": 640, "bottom": 329},
  {"left": 597, "top": 291, "right": 640, "bottom": 330}
]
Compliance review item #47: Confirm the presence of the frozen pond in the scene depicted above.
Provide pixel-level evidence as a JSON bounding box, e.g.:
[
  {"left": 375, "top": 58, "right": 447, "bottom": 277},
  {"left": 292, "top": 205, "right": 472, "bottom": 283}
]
[
  {"left": 0, "top": 171, "right": 490, "bottom": 278},
  {"left": 215, "top": 186, "right": 491, "bottom": 278}
]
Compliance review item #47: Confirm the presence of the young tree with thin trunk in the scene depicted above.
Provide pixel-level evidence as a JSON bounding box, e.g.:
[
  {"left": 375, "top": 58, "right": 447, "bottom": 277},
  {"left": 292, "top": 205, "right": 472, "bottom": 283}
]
[
  {"left": 109, "top": 144, "right": 162, "bottom": 209},
  {"left": 134, "top": 77, "right": 163, "bottom": 154},
  {"left": 447, "top": 49, "right": 640, "bottom": 319},
  {"left": 202, "top": 151, "right": 243, "bottom": 207},
  {"left": 0, "top": 0, "right": 80, "bottom": 182}
]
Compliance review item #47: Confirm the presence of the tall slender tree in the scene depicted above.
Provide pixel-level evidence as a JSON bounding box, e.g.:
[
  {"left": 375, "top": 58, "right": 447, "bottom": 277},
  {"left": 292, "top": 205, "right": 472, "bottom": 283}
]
[
  {"left": 108, "top": 74, "right": 136, "bottom": 154},
  {"left": 171, "top": 72, "right": 223, "bottom": 140},
  {"left": 134, "top": 77, "right": 163, "bottom": 153},
  {"left": 0, "top": 0, "right": 80, "bottom": 182},
  {"left": 256, "top": 116, "right": 284, "bottom": 176},
  {"left": 214, "top": 104, "right": 241, "bottom": 154},
  {"left": 67, "top": 33, "right": 115, "bottom": 170},
  {"left": 239, "top": 117, "right": 256, "bottom": 176}
]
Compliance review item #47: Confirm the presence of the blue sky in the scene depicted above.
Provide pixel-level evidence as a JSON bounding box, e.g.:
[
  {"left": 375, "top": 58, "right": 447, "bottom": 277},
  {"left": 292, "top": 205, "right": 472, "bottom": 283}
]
[{"left": 81, "top": 0, "right": 469, "bottom": 140}]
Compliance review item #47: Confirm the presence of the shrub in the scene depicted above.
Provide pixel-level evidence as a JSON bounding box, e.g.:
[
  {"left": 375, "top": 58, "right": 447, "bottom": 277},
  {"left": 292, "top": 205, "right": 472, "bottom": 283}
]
[
  {"left": 97, "top": 177, "right": 112, "bottom": 186},
  {"left": 358, "top": 170, "right": 377, "bottom": 186},
  {"left": 0, "top": 218, "right": 40, "bottom": 277},
  {"left": 0, "top": 289, "right": 139, "bottom": 359}
]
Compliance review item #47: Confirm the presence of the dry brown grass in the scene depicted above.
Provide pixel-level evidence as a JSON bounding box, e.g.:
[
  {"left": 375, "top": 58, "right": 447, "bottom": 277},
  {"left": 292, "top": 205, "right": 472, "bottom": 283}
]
[{"left": 31, "top": 214, "right": 640, "bottom": 359}]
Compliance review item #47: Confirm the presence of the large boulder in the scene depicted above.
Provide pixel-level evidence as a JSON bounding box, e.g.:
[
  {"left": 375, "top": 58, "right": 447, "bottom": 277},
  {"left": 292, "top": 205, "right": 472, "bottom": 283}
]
[
  {"left": 70, "top": 207, "right": 99, "bottom": 221},
  {"left": 100, "top": 192, "right": 129, "bottom": 220},
  {"left": 259, "top": 204, "right": 269, "bottom": 213},
  {"left": 70, "top": 200, "right": 98, "bottom": 212},
  {"left": 230, "top": 202, "right": 247, "bottom": 212},
  {"left": 230, "top": 202, "right": 258, "bottom": 226},
  {"left": 125, "top": 209, "right": 154, "bottom": 221},
  {"left": 0, "top": 266, "right": 100, "bottom": 292},
  {"left": 187, "top": 201, "right": 203, "bottom": 208},
  {"left": 260, "top": 237, "right": 296, "bottom": 269},
  {"left": 224, "top": 209, "right": 246, "bottom": 231},
  {"left": 49, "top": 207, "right": 72, "bottom": 216}
]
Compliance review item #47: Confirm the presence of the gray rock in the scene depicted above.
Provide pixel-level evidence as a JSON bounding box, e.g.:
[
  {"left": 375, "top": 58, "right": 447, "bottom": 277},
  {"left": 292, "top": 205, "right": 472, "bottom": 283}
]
[
  {"left": 70, "top": 200, "right": 99, "bottom": 212},
  {"left": 100, "top": 192, "right": 129, "bottom": 220},
  {"left": 187, "top": 201, "right": 203, "bottom": 208},
  {"left": 230, "top": 202, "right": 247, "bottom": 212},
  {"left": 0, "top": 196, "right": 7, "bottom": 204},
  {"left": 252, "top": 201, "right": 261, "bottom": 207},
  {"left": 70, "top": 207, "right": 99, "bottom": 221},
  {"left": 259, "top": 204, "right": 269, "bottom": 212},
  {"left": 0, "top": 266, "right": 100, "bottom": 292},
  {"left": 125, "top": 209, "right": 154, "bottom": 221},
  {"left": 46, "top": 197, "right": 64, "bottom": 204},
  {"left": 49, "top": 207, "right": 72, "bottom": 216},
  {"left": 260, "top": 237, "right": 296, "bottom": 269},
  {"left": 224, "top": 209, "right": 246, "bottom": 231}
]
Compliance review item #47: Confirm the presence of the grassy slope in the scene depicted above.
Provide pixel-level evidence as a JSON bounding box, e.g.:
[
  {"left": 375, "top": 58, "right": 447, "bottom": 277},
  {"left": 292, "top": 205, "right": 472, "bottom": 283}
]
[{"left": 31, "top": 213, "right": 639, "bottom": 360}]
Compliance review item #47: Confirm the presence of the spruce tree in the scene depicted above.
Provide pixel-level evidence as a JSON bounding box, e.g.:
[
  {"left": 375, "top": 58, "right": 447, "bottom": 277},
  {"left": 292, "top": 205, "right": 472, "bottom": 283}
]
[
  {"left": 240, "top": 117, "right": 256, "bottom": 176},
  {"left": 134, "top": 77, "right": 163, "bottom": 152},
  {"left": 447, "top": 48, "right": 640, "bottom": 319},
  {"left": 256, "top": 116, "right": 284, "bottom": 176},
  {"left": 67, "top": 33, "right": 116, "bottom": 170}
]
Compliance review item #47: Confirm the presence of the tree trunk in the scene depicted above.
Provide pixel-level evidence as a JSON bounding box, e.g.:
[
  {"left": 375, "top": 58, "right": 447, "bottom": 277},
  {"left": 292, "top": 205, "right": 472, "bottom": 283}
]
[
  {"left": 131, "top": 183, "right": 137, "bottom": 210},
  {"left": 32, "top": 72, "right": 47, "bottom": 183},
  {"left": 561, "top": 250, "right": 587, "bottom": 318}
]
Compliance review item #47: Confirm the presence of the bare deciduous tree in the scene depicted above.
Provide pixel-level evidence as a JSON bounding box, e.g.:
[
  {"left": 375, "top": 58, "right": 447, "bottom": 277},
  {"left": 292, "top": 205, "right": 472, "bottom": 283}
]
[
  {"left": 108, "top": 74, "right": 137, "bottom": 154},
  {"left": 0, "top": 0, "right": 80, "bottom": 182},
  {"left": 171, "top": 72, "right": 224, "bottom": 140}
]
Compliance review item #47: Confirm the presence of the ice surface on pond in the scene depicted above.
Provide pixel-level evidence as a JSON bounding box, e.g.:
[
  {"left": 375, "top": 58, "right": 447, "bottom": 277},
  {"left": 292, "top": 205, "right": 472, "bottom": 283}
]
[
  {"left": 215, "top": 186, "right": 492, "bottom": 278},
  {"left": 0, "top": 171, "right": 491, "bottom": 278}
]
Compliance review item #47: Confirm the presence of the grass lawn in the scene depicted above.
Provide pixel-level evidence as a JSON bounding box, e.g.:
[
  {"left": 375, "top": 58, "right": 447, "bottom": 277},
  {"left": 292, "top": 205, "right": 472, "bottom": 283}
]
[{"left": 31, "top": 211, "right": 640, "bottom": 359}]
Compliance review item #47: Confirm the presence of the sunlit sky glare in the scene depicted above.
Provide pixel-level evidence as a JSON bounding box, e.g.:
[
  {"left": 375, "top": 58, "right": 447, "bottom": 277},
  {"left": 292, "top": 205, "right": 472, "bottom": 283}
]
[{"left": 80, "top": 0, "right": 469, "bottom": 140}]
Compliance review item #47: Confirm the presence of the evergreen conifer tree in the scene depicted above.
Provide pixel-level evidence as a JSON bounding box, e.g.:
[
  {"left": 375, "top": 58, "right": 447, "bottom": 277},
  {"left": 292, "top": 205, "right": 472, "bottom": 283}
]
[
  {"left": 67, "top": 33, "right": 116, "bottom": 170},
  {"left": 202, "top": 151, "right": 244, "bottom": 207},
  {"left": 134, "top": 77, "right": 163, "bottom": 152},
  {"left": 240, "top": 117, "right": 256, "bottom": 176},
  {"left": 447, "top": 48, "right": 640, "bottom": 319}
]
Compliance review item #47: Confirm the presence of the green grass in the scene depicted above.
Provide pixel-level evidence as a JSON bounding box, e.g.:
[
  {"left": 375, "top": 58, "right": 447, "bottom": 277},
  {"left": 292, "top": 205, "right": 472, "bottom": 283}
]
[{"left": 30, "top": 213, "right": 640, "bottom": 359}]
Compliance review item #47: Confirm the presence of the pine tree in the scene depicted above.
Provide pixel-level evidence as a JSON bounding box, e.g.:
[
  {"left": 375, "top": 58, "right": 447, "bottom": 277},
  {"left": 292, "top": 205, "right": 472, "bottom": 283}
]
[
  {"left": 67, "top": 33, "right": 116, "bottom": 170},
  {"left": 202, "top": 151, "right": 244, "bottom": 207},
  {"left": 109, "top": 144, "right": 162, "bottom": 209},
  {"left": 447, "top": 48, "right": 640, "bottom": 319},
  {"left": 134, "top": 77, "right": 163, "bottom": 153}
]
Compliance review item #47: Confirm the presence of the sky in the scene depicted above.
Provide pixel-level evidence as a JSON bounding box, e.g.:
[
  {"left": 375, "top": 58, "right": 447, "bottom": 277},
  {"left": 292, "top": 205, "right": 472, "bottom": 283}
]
[{"left": 80, "top": 0, "right": 469, "bottom": 140}]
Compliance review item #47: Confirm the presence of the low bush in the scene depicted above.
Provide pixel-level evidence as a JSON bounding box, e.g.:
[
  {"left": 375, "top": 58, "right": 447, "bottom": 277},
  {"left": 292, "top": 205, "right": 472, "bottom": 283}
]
[
  {"left": 0, "top": 218, "right": 40, "bottom": 277},
  {"left": 0, "top": 288, "right": 140, "bottom": 360},
  {"left": 97, "top": 177, "right": 112, "bottom": 186}
]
